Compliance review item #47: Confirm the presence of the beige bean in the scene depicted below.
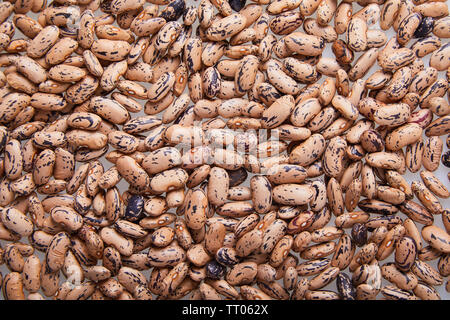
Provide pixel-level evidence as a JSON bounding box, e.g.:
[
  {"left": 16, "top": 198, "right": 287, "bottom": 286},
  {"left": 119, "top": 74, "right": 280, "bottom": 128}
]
[
  {"left": 100, "top": 227, "right": 133, "bottom": 257},
  {"left": 385, "top": 123, "right": 423, "bottom": 151},
  {"left": 3, "top": 272, "right": 25, "bottom": 300},
  {"left": 14, "top": 56, "right": 47, "bottom": 84},
  {"left": 1, "top": 207, "right": 34, "bottom": 237},
  {"left": 422, "top": 225, "right": 450, "bottom": 253},
  {"left": 335, "top": 2, "right": 352, "bottom": 34},
  {"left": 422, "top": 136, "right": 443, "bottom": 171},
  {"left": 206, "top": 14, "right": 247, "bottom": 41},
  {"left": 289, "top": 134, "right": 326, "bottom": 166},
  {"left": 45, "top": 232, "right": 71, "bottom": 273},
  {"left": 411, "top": 260, "right": 443, "bottom": 286},
  {"left": 285, "top": 32, "right": 325, "bottom": 56},
  {"left": 272, "top": 184, "right": 314, "bottom": 206},
  {"left": 27, "top": 25, "right": 60, "bottom": 58},
  {"left": 226, "top": 261, "right": 257, "bottom": 286}
]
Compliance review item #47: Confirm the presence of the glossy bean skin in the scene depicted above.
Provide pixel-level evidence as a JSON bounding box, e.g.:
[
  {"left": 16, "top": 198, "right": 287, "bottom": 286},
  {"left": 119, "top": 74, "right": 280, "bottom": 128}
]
[
  {"left": 3, "top": 272, "right": 25, "bottom": 300},
  {"left": 45, "top": 232, "right": 71, "bottom": 273},
  {"left": 1, "top": 207, "right": 34, "bottom": 237}
]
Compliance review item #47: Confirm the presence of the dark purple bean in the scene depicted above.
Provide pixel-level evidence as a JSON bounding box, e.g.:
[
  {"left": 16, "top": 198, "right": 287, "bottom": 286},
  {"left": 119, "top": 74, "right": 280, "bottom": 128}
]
[
  {"left": 351, "top": 223, "right": 368, "bottom": 247},
  {"left": 206, "top": 260, "right": 225, "bottom": 279},
  {"left": 442, "top": 151, "right": 450, "bottom": 168},
  {"left": 229, "top": 0, "right": 246, "bottom": 12},
  {"left": 414, "top": 16, "right": 434, "bottom": 38},
  {"left": 336, "top": 273, "right": 356, "bottom": 300},
  {"left": 124, "top": 195, "right": 145, "bottom": 222},
  {"left": 227, "top": 167, "right": 248, "bottom": 187},
  {"left": 160, "top": 0, "right": 186, "bottom": 22}
]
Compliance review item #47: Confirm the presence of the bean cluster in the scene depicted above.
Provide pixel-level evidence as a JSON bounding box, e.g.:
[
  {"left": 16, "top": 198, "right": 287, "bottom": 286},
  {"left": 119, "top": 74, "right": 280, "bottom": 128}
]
[{"left": 0, "top": 0, "right": 449, "bottom": 301}]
